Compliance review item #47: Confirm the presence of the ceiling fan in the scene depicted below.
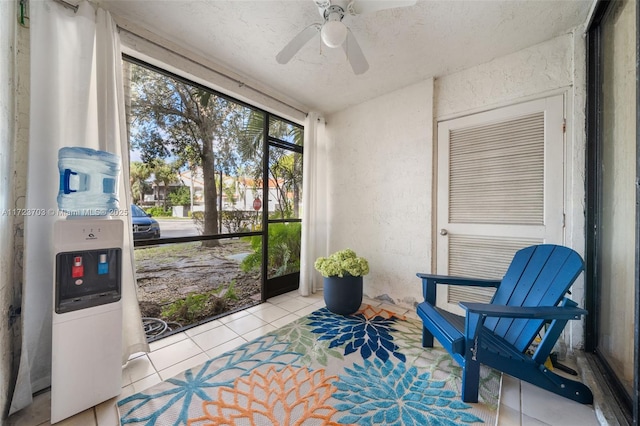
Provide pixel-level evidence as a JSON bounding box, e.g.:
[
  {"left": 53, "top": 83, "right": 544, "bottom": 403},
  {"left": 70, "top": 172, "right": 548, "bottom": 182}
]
[{"left": 276, "top": 0, "right": 417, "bottom": 75}]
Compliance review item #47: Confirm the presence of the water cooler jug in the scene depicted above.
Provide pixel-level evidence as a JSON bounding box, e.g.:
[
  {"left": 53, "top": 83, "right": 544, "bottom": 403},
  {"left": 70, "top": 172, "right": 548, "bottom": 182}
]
[
  {"left": 57, "top": 146, "right": 121, "bottom": 216},
  {"left": 51, "top": 147, "right": 123, "bottom": 423}
]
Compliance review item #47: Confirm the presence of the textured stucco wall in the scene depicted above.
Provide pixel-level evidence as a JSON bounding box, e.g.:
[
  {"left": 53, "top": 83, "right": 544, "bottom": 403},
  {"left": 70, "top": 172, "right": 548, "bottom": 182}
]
[
  {"left": 1, "top": 0, "right": 16, "bottom": 418},
  {"left": 435, "top": 33, "right": 574, "bottom": 118},
  {"left": 324, "top": 79, "right": 434, "bottom": 308},
  {"left": 0, "top": 1, "right": 14, "bottom": 416},
  {"left": 1, "top": 1, "right": 30, "bottom": 418}
]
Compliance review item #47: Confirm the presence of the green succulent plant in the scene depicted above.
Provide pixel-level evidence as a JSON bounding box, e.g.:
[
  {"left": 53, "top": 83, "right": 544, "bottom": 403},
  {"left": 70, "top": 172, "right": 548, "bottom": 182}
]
[{"left": 314, "top": 248, "right": 369, "bottom": 278}]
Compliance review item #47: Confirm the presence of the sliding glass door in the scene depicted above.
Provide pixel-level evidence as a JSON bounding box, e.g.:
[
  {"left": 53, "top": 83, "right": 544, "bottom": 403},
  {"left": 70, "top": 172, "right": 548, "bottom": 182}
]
[
  {"left": 586, "top": 0, "right": 639, "bottom": 422},
  {"left": 263, "top": 116, "right": 303, "bottom": 299}
]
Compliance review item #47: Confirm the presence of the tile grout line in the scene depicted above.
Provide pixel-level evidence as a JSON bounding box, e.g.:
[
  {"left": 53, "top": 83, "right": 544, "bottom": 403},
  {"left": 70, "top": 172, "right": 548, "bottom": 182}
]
[{"left": 147, "top": 297, "right": 299, "bottom": 378}]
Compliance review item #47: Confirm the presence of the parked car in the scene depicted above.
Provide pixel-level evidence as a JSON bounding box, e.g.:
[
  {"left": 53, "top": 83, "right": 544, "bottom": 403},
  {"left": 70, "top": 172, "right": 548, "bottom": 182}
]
[{"left": 131, "top": 204, "right": 161, "bottom": 240}]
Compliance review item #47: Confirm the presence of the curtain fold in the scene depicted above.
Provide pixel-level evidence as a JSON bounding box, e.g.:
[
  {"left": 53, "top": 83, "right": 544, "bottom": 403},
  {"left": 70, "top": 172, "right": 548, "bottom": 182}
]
[
  {"left": 94, "top": 7, "right": 149, "bottom": 363},
  {"left": 299, "top": 113, "right": 327, "bottom": 296},
  {"left": 10, "top": 1, "right": 148, "bottom": 415}
]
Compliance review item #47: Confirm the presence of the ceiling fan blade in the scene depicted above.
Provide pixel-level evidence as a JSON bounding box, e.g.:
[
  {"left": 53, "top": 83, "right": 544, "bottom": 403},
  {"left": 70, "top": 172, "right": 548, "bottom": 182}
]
[
  {"left": 276, "top": 24, "right": 321, "bottom": 64},
  {"left": 342, "top": 29, "right": 369, "bottom": 75},
  {"left": 313, "top": 0, "right": 331, "bottom": 13},
  {"left": 349, "top": 0, "right": 417, "bottom": 15}
]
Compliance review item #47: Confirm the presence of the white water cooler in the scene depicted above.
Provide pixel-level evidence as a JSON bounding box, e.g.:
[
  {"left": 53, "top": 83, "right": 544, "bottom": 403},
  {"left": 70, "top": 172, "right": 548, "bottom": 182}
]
[{"left": 51, "top": 217, "right": 123, "bottom": 423}]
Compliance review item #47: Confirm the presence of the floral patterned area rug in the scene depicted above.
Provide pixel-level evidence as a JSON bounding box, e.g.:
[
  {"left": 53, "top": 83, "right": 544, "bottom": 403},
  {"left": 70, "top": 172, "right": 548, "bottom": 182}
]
[{"left": 118, "top": 305, "right": 500, "bottom": 425}]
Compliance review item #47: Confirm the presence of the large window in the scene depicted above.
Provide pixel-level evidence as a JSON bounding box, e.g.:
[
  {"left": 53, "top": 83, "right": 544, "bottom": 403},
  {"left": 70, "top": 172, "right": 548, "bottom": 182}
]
[
  {"left": 126, "top": 59, "right": 264, "bottom": 241},
  {"left": 123, "top": 57, "right": 303, "bottom": 337},
  {"left": 586, "top": 0, "right": 639, "bottom": 422}
]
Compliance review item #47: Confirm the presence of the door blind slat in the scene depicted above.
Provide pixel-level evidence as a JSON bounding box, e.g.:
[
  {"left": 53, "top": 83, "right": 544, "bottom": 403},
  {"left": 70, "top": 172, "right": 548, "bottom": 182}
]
[
  {"left": 447, "top": 235, "right": 542, "bottom": 305},
  {"left": 449, "top": 112, "right": 545, "bottom": 225}
]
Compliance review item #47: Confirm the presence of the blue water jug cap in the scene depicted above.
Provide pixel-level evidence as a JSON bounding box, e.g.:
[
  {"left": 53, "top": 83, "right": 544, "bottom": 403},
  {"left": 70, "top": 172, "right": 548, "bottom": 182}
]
[{"left": 58, "top": 146, "right": 120, "bottom": 164}]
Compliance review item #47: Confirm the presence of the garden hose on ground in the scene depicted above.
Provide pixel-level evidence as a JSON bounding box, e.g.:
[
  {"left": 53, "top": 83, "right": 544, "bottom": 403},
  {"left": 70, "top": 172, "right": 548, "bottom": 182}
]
[{"left": 142, "top": 317, "right": 182, "bottom": 340}]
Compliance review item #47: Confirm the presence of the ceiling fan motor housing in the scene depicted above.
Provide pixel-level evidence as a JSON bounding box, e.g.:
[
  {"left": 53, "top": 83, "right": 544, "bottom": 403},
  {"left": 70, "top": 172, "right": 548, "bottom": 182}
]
[
  {"left": 323, "top": 4, "right": 345, "bottom": 21},
  {"left": 321, "top": 5, "right": 347, "bottom": 48}
]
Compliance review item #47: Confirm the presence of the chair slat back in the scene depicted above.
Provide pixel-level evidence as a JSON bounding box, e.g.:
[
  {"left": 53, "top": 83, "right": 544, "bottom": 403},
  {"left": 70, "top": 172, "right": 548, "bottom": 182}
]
[{"left": 483, "top": 245, "right": 584, "bottom": 352}]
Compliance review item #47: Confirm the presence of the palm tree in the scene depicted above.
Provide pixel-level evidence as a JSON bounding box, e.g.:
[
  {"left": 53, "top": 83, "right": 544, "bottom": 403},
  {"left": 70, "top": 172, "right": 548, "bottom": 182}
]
[
  {"left": 149, "top": 159, "right": 178, "bottom": 207},
  {"left": 130, "top": 161, "right": 151, "bottom": 204},
  {"left": 241, "top": 112, "right": 303, "bottom": 218}
]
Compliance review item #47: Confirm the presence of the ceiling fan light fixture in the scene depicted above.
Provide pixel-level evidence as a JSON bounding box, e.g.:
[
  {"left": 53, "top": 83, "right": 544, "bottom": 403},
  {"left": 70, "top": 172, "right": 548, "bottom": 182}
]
[{"left": 320, "top": 20, "right": 347, "bottom": 48}]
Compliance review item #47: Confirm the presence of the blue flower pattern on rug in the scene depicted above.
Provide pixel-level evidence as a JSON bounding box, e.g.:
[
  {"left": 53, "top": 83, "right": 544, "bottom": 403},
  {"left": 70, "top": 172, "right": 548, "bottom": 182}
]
[
  {"left": 307, "top": 308, "right": 406, "bottom": 362},
  {"left": 332, "top": 358, "right": 484, "bottom": 425}
]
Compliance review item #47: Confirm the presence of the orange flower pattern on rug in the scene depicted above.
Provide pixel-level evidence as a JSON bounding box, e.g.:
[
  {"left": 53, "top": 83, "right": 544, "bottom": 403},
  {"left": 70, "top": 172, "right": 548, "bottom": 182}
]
[
  {"left": 187, "top": 365, "right": 343, "bottom": 426},
  {"left": 357, "top": 305, "right": 407, "bottom": 321}
]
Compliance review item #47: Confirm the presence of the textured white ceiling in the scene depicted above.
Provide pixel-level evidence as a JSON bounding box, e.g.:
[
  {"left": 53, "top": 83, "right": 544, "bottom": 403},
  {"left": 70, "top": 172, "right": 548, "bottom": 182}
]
[{"left": 101, "top": 0, "right": 592, "bottom": 115}]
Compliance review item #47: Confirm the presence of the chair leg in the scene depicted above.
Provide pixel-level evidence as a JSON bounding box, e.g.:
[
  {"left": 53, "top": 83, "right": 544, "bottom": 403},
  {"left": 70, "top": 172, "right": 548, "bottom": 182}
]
[
  {"left": 536, "top": 366, "right": 594, "bottom": 404},
  {"left": 482, "top": 356, "right": 594, "bottom": 405},
  {"left": 422, "top": 326, "right": 434, "bottom": 348},
  {"left": 461, "top": 358, "right": 480, "bottom": 403}
]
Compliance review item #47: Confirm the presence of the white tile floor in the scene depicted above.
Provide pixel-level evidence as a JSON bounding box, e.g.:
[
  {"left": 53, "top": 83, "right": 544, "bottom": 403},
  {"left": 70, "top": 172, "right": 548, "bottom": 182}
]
[{"left": 7, "top": 290, "right": 600, "bottom": 426}]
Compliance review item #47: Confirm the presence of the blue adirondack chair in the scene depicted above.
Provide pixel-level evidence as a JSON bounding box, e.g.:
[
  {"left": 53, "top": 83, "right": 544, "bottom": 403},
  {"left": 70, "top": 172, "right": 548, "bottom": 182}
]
[{"left": 416, "top": 244, "right": 593, "bottom": 404}]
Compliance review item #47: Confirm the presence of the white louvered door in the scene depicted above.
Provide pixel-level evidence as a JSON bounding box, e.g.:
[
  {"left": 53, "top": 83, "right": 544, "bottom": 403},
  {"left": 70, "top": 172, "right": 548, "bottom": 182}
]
[{"left": 436, "top": 95, "right": 565, "bottom": 315}]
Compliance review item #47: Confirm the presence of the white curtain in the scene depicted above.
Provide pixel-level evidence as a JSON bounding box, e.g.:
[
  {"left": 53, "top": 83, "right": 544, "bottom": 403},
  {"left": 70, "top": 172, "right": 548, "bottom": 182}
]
[
  {"left": 299, "top": 113, "right": 328, "bottom": 296},
  {"left": 10, "top": 0, "right": 148, "bottom": 415}
]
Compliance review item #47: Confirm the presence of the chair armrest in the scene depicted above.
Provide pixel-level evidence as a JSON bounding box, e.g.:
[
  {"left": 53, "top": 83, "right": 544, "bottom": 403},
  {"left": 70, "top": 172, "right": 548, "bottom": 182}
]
[
  {"left": 458, "top": 302, "right": 588, "bottom": 320},
  {"left": 416, "top": 273, "right": 501, "bottom": 287},
  {"left": 417, "top": 273, "right": 501, "bottom": 303},
  {"left": 458, "top": 302, "right": 588, "bottom": 357}
]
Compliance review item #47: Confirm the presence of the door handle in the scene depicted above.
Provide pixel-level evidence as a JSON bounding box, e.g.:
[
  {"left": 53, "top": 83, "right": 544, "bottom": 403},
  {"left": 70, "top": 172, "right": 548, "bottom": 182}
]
[{"left": 440, "top": 229, "right": 448, "bottom": 236}]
